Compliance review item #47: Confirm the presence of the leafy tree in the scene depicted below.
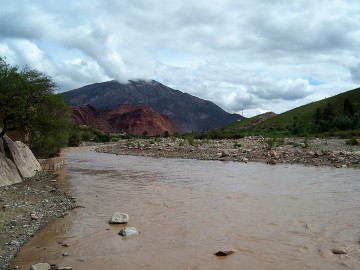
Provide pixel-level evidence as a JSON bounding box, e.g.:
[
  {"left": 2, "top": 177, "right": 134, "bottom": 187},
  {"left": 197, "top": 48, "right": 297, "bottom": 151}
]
[
  {"left": 315, "top": 107, "right": 321, "bottom": 125},
  {"left": 323, "top": 102, "right": 335, "bottom": 121},
  {"left": 0, "top": 57, "right": 73, "bottom": 157},
  {"left": 344, "top": 98, "right": 354, "bottom": 116},
  {"left": 331, "top": 114, "right": 352, "bottom": 130}
]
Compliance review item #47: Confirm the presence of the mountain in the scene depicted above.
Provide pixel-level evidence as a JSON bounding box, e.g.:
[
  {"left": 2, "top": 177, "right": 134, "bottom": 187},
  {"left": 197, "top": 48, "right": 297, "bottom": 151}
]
[
  {"left": 72, "top": 104, "right": 179, "bottom": 136},
  {"left": 63, "top": 80, "right": 244, "bottom": 132}
]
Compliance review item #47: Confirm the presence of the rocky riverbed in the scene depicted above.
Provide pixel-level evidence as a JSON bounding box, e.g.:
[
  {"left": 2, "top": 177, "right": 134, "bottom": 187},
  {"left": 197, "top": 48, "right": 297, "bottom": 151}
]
[
  {"left": 96, "top": 137, "right": 360, "bottom": 168},
  {"left": 0, "top": 172, "right": 76, "bottom": 270}
]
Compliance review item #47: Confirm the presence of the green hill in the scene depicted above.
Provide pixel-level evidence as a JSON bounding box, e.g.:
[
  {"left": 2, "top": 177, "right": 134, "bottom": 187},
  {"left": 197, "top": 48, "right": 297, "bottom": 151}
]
[
  {"left": 215, "top": 86, "right": 360, "bottom": 138},
  {"left": 243, "top": 88, "right": 360, "bottom": 136}
]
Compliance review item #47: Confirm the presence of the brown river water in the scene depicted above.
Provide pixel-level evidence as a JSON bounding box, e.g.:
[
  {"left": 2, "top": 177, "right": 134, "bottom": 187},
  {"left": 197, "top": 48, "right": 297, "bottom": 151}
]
[{"left": 14, "top": 147, "right": 360, "bottom": 269}]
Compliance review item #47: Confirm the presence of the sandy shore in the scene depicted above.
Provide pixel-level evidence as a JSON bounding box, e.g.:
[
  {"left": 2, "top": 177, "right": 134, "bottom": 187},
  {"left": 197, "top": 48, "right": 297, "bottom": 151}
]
[
  {"left": 0, "top": 171, "right": 76, "bottom": 270},
  {"left": 96, "top": 137, "right": 360, "bottom": 168}
]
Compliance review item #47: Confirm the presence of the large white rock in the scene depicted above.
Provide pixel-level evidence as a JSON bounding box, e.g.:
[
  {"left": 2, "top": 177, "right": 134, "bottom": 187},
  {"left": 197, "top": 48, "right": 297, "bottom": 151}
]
[
  {"left": 2, "top": 135, "right": 40, "bottom": 178},
  {"left": 0, "top": 151, "right": 22, "bottom": 186},
  {"left": 0, "top": 132, "right": 41, "bottom": 186},
  {"left": 109, "top": 212, "right": 129, "bottom": 224},
  {"left": 30, "top": 263, "right": 51, "bottom": 270},
  {"left": 15, "top": 140, "right": 41, "bottom": 174}
]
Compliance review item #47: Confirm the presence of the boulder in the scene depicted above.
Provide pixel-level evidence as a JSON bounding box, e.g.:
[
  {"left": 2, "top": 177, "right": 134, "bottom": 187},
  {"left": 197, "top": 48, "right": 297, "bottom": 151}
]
[
  {"left": 30, "top": 263, "right": 51, "bottom": 270},
  {"left": 109, "top": 212, "right": 129, "bottom": 224},
  {"left": 0, "top": 133, "right": 41, "bottom": 186},
  {"left": 15, "top": 140, "right": 41, "bottom": 175},
  {"left": 118, "top": 227, "right": 140, "bottom": 237},
  {"left": 0, "top": 151, "right": 22, "bottom": 186},
  {"left": 2, "top": 135, "right": 40, "bottom": 178}
]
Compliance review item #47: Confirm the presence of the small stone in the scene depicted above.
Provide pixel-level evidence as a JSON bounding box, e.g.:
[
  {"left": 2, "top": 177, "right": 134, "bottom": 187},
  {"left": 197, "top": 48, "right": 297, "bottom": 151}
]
[
  {"left": 220, "top": 150, "right": 230, "bottom": 157},
  {"left": 214, "top": 250, "right": 234, "bottom": 256},
  {"left": 30, "top": 263, "right": 51, "bottom": 270},
  {"left": 109, "top": 212, "right": 129, "bottom": 224},
  {"left": 331, "top": 249, "right": 347, "bottom": 255},
  {"left": 50, "top": 265, "right": 59, "bottom": 270},
  {"left": 268, "top": 150, "right": 278, "bottom": 158},
  {"left": 118, "top": 227, "right": 140, "bottom": 237},
  {"left": 31, "top": 213, "right": 39, "bottom": 220},
  {"left": 10, "top": 240, "right": 20, "bottom": 246},
  {"left": 62, "top": 252, "right": 69, "bottom": 257},
  {"left": 266, "top": 159, "right": 276, "bottom": 165}
]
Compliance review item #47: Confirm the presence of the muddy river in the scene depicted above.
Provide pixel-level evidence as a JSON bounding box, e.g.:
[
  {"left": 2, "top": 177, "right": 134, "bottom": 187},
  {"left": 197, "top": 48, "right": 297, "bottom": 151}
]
[{"left": 14, "top": 147, "right": 360, "bottom": 269}]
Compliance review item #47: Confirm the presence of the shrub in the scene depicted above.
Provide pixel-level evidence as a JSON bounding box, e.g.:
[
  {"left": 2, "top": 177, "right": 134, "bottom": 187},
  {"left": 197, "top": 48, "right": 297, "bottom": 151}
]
[
  {"left": 233, "top": 142, "right": 242, "bottom": 148},
  {"left": 346, "top": 137, "right": 359, "bottom": 145}
]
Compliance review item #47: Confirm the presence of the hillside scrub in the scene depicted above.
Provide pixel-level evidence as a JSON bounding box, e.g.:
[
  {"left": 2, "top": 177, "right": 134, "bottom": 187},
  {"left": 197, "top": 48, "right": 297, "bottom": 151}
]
[{"left": 207, "top": 87, "right": 360, "bottom": 139}]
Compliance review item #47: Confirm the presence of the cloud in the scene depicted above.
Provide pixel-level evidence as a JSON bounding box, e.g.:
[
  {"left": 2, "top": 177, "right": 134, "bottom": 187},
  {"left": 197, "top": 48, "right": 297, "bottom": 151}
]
[
  {"left": 350, "top": 63, "right": 360, "bottom": 82},
  {"left": 55, "top": 57, "right": 111, "bottom": 91},
  {"left": 249, "top": 78, "right": 313, "bottom": 100},
  {"left": 0, "top": 0, "right": 360, "bottom": 117}
]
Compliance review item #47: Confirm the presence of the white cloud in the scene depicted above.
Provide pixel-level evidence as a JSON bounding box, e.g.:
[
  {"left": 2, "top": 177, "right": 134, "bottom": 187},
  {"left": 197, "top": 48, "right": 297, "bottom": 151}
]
[{"left": 0, "top": 0, "right": 360, "bottom": 116}]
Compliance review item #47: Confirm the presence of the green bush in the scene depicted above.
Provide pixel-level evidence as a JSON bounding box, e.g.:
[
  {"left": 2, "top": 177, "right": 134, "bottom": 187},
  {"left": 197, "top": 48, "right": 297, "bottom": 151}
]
[{"left": 346, "top": 137, "right": 359, "bottom": 145}]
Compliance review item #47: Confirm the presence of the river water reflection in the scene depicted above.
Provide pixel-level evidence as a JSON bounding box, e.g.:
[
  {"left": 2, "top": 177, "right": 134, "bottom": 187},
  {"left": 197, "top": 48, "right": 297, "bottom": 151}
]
[{"left": 14, "top": 147, "right": 360, "bottom": 269}]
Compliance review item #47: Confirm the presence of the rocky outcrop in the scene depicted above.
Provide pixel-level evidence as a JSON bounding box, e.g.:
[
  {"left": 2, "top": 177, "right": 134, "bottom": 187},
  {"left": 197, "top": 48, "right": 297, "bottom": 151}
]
[
  {"left": 0, "top": 133, "right": 41, "bottom": 186},
  {"left": 238, "top": 112, "right": 276, "bottom": 130},
  {"left": 71, "top": 104, "right": 179, "bottom": 136},
  {"left": 0, "top": 151, "right": 22, "bottom": 186},
  {"left": 71, "top": 104, "right": 98, "bottom": 125},
  {"left": 107, "top": 104, "right": 179, "bottom": 136},
  {"left": 64, "top": 80, "right": 245, "bottom": 132}
]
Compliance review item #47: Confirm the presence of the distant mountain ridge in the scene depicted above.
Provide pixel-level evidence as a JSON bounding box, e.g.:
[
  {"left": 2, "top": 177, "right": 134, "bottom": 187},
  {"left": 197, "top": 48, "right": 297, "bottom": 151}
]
[{"left": 63, "top": 80, "right": 244, "bottom": 132}]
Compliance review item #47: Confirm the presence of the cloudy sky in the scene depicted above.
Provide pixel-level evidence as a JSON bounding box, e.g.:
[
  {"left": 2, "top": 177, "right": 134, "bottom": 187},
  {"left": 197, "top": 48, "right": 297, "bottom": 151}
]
[{"left": 1, "top": 0, "right": 360, "bottom": 117}]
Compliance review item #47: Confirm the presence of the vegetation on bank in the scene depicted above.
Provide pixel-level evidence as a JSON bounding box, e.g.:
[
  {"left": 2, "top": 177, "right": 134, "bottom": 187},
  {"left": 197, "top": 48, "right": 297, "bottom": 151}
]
[{"left": 0, "top": 57, "right": 77, "bottom": 158}]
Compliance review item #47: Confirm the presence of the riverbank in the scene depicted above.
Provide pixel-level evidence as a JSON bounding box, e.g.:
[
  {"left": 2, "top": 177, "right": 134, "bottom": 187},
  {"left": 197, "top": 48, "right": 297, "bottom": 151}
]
[
  {"left": 96, "top": 137, "right": 360, "bottom": 168},
  {"left": 0, "top": 171, "right": 76, "bottom": 270}
]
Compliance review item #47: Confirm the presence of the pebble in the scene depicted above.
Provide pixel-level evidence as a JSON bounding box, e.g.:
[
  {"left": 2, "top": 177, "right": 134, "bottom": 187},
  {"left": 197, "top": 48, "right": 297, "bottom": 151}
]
[{"left": 214, "top": 250, "right": 234, "bottom": 256}]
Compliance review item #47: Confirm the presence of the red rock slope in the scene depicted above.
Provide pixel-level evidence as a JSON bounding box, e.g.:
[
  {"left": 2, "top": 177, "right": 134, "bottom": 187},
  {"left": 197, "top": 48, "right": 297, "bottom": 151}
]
[{"left": 71, "top": 104, "right": 179, "bottom": 136}]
